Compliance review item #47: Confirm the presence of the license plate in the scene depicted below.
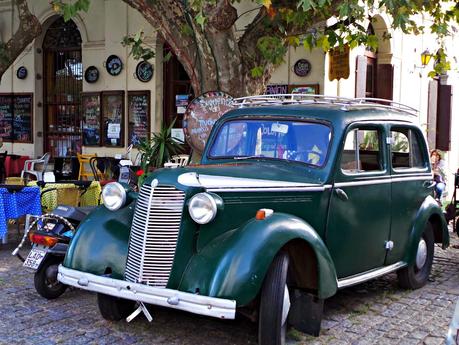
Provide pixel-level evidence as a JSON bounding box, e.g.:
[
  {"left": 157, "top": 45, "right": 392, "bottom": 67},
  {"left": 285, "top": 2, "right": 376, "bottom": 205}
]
[{"left": 23, "top": 248, "right": 47, "bottom": 270}]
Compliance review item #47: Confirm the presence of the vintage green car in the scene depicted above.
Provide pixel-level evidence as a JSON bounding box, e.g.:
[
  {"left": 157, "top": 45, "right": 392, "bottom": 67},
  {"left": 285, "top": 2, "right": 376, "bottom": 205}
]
[{"left": 58, "top": 95, "right": 449, "bottom": 345}]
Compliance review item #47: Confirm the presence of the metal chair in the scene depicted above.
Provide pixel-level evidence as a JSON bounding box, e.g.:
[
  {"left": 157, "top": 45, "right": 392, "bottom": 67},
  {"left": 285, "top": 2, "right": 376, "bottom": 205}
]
[{"left": 21, "top": 153, "right": 50, "bottom": 181}]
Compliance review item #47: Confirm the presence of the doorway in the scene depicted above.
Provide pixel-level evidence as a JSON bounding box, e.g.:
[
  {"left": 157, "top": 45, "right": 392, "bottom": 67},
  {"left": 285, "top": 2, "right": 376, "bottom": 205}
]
[{"left": 43, "top": 18, "right": 83, "bottom": 157}]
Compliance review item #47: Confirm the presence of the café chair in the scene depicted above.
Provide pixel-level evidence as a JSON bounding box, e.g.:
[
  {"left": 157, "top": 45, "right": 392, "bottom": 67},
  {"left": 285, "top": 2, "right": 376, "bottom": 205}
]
[
  {"left": 168, "top": 154, "right": 190, "bottom": 167},
  {"left": 40, "top": 185, "right": 81, "bottom": 214},
  {"left": 77, "top": 153, "right": 97, "bottom": 180},
  {"left": 21, "top": 152, "right": 50, "bottom": 181}
]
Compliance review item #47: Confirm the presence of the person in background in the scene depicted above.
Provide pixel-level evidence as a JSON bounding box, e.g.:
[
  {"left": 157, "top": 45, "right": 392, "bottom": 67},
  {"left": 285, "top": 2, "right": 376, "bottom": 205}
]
[{"left": 430, "top": 149, "right": 447, "bottom": 201}]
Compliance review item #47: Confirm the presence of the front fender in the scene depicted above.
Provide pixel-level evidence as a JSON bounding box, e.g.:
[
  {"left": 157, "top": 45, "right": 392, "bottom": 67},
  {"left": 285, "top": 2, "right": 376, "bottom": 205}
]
[
  {"left": 178, "top": 213, "right": 337, "bottom": 306},
  {"left": 404, "top": 195, "right": 449, "bottom": 266},
  {"left": 63, "top": 202, "right": 135, "bottom": 279}
]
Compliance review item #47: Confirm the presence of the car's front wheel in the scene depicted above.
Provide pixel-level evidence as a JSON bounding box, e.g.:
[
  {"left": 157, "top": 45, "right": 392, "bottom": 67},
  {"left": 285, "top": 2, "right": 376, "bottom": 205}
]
[
  {"left": 258, "top": 251, "right": 290, "bottom": 345},
  {"left": 97, "top": 293, "right": 136, "bottom": 321},
  {"left": 397, "top": 223, "right": 434, "bottom": 289}
]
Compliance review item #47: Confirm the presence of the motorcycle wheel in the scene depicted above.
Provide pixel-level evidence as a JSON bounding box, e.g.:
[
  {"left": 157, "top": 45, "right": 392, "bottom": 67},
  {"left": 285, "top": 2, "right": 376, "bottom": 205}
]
[
  {"left": 97, "top": 293, "right": 136, "bottom": 321},
  {"left": 34, "top": 256, "right": 67, "bottom": 299}
]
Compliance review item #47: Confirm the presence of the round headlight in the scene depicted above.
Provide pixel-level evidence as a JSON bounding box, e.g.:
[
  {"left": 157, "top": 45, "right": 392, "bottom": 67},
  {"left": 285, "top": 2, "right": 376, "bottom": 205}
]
[
  {"left": 188, "top": 193, "right": 217, "bottom": 224},
  {"left": 102, "top": 182, "right": 127, "bottom": 211}
]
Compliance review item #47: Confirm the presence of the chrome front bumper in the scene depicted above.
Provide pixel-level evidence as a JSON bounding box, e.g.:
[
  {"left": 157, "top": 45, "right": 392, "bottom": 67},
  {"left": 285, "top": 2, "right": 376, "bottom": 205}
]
[{"left": 58, "top": 265, "right": 236, "bottom": 319}]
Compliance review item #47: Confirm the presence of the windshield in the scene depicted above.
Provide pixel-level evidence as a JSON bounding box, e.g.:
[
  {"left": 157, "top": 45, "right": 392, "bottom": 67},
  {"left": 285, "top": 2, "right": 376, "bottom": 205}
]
[{"left": 208, "top": 119, "right": 331, "bottom": 167}]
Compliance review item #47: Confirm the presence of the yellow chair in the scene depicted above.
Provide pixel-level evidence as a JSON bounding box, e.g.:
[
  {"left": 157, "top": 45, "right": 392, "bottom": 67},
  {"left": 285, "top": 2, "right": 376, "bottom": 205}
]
[{"left": 77, "top": 153, "right": 97, "bottom": 180}]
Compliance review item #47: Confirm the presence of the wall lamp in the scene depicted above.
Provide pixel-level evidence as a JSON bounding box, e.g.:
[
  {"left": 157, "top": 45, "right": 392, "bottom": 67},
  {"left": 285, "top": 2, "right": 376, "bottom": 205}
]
[{"left": 420, "top": 49, "right": 433, "bottom": 67}]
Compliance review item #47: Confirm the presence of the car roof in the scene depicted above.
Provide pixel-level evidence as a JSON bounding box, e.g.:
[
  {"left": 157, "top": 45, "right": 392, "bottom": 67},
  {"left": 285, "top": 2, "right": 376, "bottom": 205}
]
[{"left": 220, "top": 103, "right": 417, "bottom": 127}]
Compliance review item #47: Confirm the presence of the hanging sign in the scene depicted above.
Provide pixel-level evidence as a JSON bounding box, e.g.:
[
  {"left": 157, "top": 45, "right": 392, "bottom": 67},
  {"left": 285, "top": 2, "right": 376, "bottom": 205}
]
[
  {"left": 183, "top": 91, "right": 234, "bottom": 153},
  {"left": 293, "top": 59, "right": 311, "bottom": 77},
  {"left": 328, "top": 44, "right": 350, "bottom": 81}
]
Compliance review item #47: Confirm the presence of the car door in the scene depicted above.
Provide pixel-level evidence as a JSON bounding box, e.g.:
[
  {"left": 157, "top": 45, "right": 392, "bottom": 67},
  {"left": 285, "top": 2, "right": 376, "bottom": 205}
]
[
  {"left": 327, "top": 124, "right": 391, "bottom": 278},
  {"left": 385, "top": 124, "right": 432, "bottom": 264}
]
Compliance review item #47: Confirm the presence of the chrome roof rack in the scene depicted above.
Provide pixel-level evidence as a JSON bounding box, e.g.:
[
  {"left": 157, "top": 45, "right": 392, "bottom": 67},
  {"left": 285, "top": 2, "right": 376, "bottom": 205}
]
[{"left": 232, "top": 94, "right": 419, "bottom": 116}]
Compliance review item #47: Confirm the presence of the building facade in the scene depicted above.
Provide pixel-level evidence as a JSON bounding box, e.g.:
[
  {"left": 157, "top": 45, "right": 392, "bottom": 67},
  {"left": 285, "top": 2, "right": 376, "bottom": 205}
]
[{"left": 0, "top": 1, "right": 457, "bottom": 192}]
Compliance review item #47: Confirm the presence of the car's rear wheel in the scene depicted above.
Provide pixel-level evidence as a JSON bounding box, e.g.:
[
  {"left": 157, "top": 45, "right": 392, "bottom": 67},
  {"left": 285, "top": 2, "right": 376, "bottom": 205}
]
[
  {"left": 258, "top": 251, "right": 290, "bottom": 345},
  {"left": 97, "top": 293, "right": 136, "bottom": 321},
  {"left": 397, "top": 223, "right": 434, "bottom": 289}
]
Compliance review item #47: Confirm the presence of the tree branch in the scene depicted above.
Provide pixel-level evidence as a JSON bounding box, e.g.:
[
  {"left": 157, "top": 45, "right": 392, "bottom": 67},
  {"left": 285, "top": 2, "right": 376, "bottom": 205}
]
[{"left": 0, "top": 0, "right": 42, "bottom": 81}]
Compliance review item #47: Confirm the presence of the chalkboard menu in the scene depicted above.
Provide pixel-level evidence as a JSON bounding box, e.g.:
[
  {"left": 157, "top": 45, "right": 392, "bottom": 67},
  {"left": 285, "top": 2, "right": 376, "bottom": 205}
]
[
  {"left": 128, "top": 91, "right": 150, "bottom": 146},
  {"left": 0, "top": 93, "right": 33, "bottom": 143},
  {"left": 102, "top": 91, "right": 124, "bottom": 147},
  {"left": 13, "top": 94, "right": 33, "bottom": 142},
  {"left": 0, "top": 94, "right": 13, "bottom": 140},
  {"left": 82, "top": 93, "right": 101, "bottom": 146}
]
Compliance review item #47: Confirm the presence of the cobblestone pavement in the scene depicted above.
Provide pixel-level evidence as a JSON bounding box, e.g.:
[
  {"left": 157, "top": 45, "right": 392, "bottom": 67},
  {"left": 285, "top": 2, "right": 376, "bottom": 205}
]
[{"left": 1, "top": 230, "right": 459, "bottom": 345}]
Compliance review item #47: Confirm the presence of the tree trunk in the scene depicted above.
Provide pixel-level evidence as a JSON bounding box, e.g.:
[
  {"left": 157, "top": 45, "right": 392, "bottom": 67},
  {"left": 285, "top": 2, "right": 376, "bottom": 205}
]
[{"left": 0, "top": 0, "right": 42, "bottom": 82}]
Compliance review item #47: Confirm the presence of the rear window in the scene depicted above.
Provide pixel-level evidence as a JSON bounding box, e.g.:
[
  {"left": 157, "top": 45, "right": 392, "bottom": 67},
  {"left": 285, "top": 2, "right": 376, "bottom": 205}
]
[{"left": 208, "top": 119, "right": 331, "bottom": 167}]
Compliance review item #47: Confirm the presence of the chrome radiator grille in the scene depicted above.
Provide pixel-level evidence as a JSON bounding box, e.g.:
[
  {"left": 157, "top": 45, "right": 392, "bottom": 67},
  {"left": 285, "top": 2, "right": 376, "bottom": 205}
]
[{"left": 125, "top": 184, "right": 185, "bottom": 287}]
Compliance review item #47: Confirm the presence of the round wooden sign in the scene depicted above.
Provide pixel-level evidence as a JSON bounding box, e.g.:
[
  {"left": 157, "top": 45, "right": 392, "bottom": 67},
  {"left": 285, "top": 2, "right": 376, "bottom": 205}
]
[
  {"left": 106, "top": 55, "right": 123, "bottom": 76},
  {"left": 183, "top": 91, "right": 234, "bottom": 153}
]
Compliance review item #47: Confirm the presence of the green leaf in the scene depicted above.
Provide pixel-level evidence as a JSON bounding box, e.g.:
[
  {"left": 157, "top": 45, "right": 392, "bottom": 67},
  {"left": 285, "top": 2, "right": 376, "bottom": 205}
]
[
  {"left": 195, "top": 12, "right": 206, "bottom": 29},
  {"left": 250, "top": 66, "right": 264, "bottom": 78}
]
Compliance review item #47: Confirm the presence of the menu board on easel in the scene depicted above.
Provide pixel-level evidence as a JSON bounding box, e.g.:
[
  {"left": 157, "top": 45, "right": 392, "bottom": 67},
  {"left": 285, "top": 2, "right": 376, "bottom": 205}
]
[
  {"left": 13, "top": 93, "right": 33, "bottom": 143},
  {"left": 128, "top": 91, "right": 150, "bottom": 145},
  {"left": 0, "top": 94, "right": 13, "bottom": 140},
  {"left": 82, "top": 93, "right": 101, "bottom": 146},
  {"left": 102, "top": 91, "right": 124, "bottom": 147}
]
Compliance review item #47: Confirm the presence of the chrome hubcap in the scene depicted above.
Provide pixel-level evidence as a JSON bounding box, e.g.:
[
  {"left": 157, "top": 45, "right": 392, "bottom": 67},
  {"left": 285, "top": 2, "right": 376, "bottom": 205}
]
[
  {"left": 416, "top": 238, "right": 427, "bottom": 269},
  {"left": 281, "top": 285, "right": 290, "bottom": 326}
]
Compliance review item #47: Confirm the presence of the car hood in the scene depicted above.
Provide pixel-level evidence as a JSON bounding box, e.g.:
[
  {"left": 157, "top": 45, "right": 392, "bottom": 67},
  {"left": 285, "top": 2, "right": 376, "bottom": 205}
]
[{"left": 145, "top": 161, "right": 328, "bottom": 190}]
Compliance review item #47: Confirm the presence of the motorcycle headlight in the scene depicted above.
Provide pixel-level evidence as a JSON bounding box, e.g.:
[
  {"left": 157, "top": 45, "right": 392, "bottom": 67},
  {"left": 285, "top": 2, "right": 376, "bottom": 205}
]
[
  {"left": 188, "top": 193, "right": 218, "bottom": 224},
  {"left": 102, "top": 182, "right": 127, "bottom": 211}
]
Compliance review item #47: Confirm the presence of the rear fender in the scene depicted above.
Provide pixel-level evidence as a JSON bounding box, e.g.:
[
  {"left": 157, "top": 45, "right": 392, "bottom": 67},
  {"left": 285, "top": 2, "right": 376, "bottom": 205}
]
[
  {"left": 404, "top": 195, "right": 449, "bottom": 266},
  {"left": 179, "top": 213, "right": 337, "bottom": 306}
]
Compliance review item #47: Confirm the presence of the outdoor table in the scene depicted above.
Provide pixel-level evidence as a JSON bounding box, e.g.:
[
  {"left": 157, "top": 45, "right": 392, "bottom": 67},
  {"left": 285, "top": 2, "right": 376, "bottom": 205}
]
[
  {"left": 28, "top": 180, "right": 102, "bottom": 211},
  {"left": 4, "top": 155, "right": 30, "bottom": 177},
  {"left": 0, "top": 185, "right": 41, "bottom": 244}
]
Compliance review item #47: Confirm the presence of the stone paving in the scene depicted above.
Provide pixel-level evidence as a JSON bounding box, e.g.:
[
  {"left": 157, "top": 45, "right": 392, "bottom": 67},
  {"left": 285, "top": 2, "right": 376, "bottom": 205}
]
[{"left": 1, "top": 229, "right": 459, "bottom": 345}]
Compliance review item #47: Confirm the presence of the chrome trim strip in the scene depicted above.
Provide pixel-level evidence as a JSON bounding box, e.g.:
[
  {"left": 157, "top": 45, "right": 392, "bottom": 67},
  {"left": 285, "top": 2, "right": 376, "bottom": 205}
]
[
  {"left": 335, "top": 179, "right": 392, "bottom": 187},
  {"left": 178, "top": 172, "right": 322, "bottom": 190},
  {"left": 58, "top": 265, "right": 236, "bottom": 320},
  {"left": 391, "top": 176, "right": 431, "bottom": 183},
  {"left": 207, "top": 186, "right": 330, "bottom": 193},
  {"left": 337, "top": 262, "right": 407, "bottom": 289}
]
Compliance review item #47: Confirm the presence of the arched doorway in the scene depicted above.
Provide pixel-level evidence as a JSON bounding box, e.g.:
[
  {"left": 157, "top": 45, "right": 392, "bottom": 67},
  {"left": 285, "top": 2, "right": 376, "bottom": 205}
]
[{"left": 43, "top": 18, "right": 82, "bottom": 157}]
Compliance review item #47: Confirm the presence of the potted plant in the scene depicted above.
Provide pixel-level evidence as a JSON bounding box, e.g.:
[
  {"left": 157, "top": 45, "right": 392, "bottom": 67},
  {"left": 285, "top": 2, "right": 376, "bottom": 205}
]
[{"left": 136, "top": 119, "right": 184, "bottom": 186}]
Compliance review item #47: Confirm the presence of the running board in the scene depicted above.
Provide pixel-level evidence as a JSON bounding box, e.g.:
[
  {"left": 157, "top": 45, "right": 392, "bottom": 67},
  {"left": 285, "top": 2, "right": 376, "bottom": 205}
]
[{"left": 337, "top": 262, "right": 407, "bottom": 289}]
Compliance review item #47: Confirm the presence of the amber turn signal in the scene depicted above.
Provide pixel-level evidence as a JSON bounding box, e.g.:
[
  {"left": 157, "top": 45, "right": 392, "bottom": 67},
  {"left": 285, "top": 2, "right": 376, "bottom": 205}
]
[
  {"left": 255, "top": 208, "right": 274, "bottom": 220},
  {"left": 28, "top": 232, "right": 58, "bottom": 247}
]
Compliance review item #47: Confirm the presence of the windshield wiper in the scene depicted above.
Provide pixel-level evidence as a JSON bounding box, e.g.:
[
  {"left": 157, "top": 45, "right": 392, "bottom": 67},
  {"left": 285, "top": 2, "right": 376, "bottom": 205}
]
[{"left": 233, "top": 155, "right": 263, "bottom": 160}]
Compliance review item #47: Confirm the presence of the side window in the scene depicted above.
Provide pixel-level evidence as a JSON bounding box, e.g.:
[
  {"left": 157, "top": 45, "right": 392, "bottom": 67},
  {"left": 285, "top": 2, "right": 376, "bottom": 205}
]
[
  {"left": 341, "top": 128, "right": 383, "bottom": 173},
  {"left": 391, "top": 127, "right": 425, "bottom": 169}
]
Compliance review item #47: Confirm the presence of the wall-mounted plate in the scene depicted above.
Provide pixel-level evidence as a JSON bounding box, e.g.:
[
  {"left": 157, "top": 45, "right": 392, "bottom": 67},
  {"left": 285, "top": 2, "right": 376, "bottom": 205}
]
[
  {"left": 84, "top": 66, "right": 99, "bottom": 83},
  {"left": 16, "top": 66, "right": 27, "bottom": 80},
  {"left": 106, "top": 55, "right": 123, "bottom": 76},
  {"left": 135, "top": 61, "right": 154, "bottom": 82}
]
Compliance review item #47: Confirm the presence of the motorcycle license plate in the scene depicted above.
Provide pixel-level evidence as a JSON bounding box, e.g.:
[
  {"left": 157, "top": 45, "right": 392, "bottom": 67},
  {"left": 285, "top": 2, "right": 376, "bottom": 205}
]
[{"left": 23, "top": 248, "right": 47, "bottom": 270}]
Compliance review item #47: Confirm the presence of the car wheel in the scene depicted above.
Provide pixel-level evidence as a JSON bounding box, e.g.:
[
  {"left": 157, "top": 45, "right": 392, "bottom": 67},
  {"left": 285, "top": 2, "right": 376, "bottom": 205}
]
[
  {"left": 97, "top": 293, "right": 136, "bottom": 321},
  {"left": 397, "top": 223, "right": 434, "bottom": 289},
  {"left": 34, "top": 256, "right": 67, "bottom": 299},
  {"left": 258, "top": 251, "right": 290, "bottom": 345}
]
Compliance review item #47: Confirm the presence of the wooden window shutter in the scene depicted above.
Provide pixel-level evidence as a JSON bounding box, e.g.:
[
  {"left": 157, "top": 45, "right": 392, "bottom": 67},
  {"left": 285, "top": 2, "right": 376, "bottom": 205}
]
[
  {"left": 426, "top": 80, "right": 438, "bottom": 150},
  {"left": 436, "top": 84, "right": 452, "bottom": 151},
  {"left": 375, "top": 64, "right": 394, "bottom": 100},
  {"left": 355, "top": 56, "right": 367, "bottom": 98}
]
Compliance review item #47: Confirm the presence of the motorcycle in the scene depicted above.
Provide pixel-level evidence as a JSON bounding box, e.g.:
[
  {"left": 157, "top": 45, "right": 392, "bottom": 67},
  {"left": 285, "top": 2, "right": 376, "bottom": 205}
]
[
  {"left": 12, "top": 205, "right": 93, "bottom": 299},
  {"left": 12, "top": 163, "right": 139, "bottom": 299}
]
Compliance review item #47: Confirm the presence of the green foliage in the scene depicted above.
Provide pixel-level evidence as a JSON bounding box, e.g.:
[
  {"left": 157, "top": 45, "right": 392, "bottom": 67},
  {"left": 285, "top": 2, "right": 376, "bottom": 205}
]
[
  {"left": 257, "top": 36, "right": 287, "bottom": 65},
  {"left": 51, "top": 0, "right": 90, "bottom": 22},
  {"left": 122, "top": 31, "right": 155, "bottom": 61},
  {"left": 136, "top": 119, "right": 184, "bottom": 185}
]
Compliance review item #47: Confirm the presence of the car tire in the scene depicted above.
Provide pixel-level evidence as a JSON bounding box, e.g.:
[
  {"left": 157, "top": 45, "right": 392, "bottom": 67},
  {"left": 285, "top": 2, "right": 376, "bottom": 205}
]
[
  {"left": 97, "top": 293, "right": 136, "bottom": 321},
  {"left": 397, "top": 223, "right": 434, "bottom": 289},
  {"left": 34, "top": 256, "right": 67, "bottom": 299},
  {"left": 258, "top": 251, "right": 290, "bottom": 345}
]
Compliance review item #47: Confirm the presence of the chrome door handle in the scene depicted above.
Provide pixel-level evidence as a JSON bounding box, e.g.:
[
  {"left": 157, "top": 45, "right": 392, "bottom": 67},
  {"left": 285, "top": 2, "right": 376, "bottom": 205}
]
[
  {"left": 423, "top": 180, "right": 435, "bottom": 189},
  {"left": 335, "top": 188, "right": 349, "bottom": 201}
]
